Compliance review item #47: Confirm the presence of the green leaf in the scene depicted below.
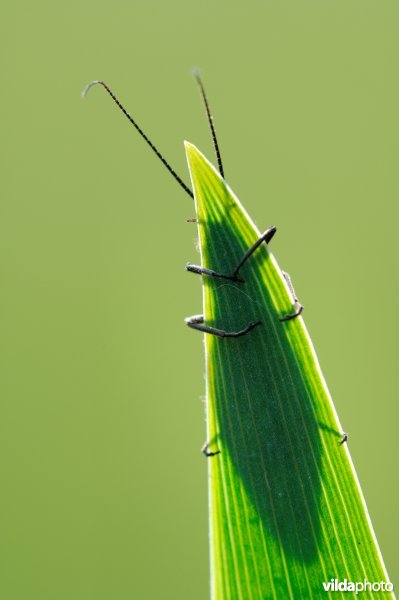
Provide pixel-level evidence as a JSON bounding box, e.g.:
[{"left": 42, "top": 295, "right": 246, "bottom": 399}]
[{"left": 185, "top": 142, "right": 393, "bottom": 600}]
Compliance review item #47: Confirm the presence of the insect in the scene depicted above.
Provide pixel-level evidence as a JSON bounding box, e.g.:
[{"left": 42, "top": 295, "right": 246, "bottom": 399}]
[{"left": 82, "top": 72, "right": 304, "bottom": 454}]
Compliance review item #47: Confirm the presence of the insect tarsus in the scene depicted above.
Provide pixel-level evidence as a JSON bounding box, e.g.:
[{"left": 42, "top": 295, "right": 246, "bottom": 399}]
[
  {"left": 279, "top": 271, "right": 304, "bottom": 322},
  {"left": 202, "top": 441, "right": 221, "bottom": 458},
  {"left": 185, "top": 315, "right": 261, "bottom": 338}
]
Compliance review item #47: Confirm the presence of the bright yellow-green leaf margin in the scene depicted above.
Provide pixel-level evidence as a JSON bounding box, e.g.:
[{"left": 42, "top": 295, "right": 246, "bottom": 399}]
[{"left": 185, "top": 142, "right": 394, "bottom": 600}]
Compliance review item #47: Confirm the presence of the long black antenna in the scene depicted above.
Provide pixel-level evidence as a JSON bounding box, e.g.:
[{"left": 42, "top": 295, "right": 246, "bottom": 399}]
[
  {"left": 193, "top": 70, "right": 224, "bottom": 179},
  {"left": 82, "top": 80, "right": 194, "bottom": 199}
]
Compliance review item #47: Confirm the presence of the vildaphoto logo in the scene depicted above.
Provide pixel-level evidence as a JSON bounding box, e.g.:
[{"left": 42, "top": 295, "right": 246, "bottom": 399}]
[{"left": 322, "top": 579, "right": 394, "bottom": 594}]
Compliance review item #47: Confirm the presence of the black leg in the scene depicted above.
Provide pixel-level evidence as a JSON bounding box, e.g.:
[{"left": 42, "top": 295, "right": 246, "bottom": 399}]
[
  {"left": 231, "top": 226, "right": 277, "bottom": 280},
  {"left": 339, "top": 433, "right": 348, "bottom": 446},
  {"left": 202, "top": 441, "right": 221, "bottom": 457},
  {"left": 185, "top": 315, "right": 261, "bottom": 338},
  {"left": 280, "top": 301, "right": 303, "bottom": 322},
  {"left": 280, "top": 271, "right": 304, "bottom": 322},
  {"left": 186, "top": 225, "right": 277, "bottom": 283},
  {"left": 186, "top": 264, "right": 244, "bottom": 283}
]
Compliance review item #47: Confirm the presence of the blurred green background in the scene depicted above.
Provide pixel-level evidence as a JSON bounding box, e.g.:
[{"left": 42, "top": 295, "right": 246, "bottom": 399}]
[{"left": 1, "top": 1, "right": 397, "bottom": 598}]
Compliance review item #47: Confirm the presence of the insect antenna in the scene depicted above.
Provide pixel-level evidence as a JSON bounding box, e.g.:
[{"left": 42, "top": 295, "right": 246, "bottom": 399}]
[
  {"left": 82, "top": 80, "right": 194, "bottom": 199},
  {"left": 193, "top": 70, "right": 224, "bottom": 178}
]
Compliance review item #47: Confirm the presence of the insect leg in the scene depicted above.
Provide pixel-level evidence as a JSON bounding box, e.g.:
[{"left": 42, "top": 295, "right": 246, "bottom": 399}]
[
  {"left": 339, "top": 433, "right": 348, "bottom": 446},
  {"left": 186, "top": 264, "right": 243, "bottom": 283},
  {"left": 280, "top": 270, "right": 304, "bottom": 322},
  {"left": 231, "top": 226, "right": 277, "bottom": 280},
  {"left": 186, "top": 225, "right": 277, "bottom": 283},
  {"left": 185, "top": 315, "right": 261, "bottom": 338},
  {"left": 202, "top": 441, "right": 221, "bottom": 457}
]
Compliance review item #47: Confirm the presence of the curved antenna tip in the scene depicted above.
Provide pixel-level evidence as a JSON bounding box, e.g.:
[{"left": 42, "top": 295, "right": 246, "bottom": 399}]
[
  {"left": 81, "top": 80, "right": 104, "bottom": 99},
  {"left": 191, "top": 67, "right": 202, "bottom": 79}
]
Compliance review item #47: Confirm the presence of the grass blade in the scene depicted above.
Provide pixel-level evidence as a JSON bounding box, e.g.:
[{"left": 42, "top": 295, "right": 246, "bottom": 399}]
[{"left": 185, "top": 142, "right": 393, "bottom": 599}]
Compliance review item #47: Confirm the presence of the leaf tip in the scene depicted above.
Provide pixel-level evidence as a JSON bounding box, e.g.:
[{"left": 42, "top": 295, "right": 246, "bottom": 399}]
[
  {"left": 184, "top": 140, "right": 200, "bottom": 160},
  {"left": 184, "top": 141, "right": 206, "bottom": 184}
]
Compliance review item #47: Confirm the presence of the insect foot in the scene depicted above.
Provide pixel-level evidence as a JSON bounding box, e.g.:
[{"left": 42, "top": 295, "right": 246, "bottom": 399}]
[
  {"left": 280, "top": 270, "right": 304, "bottom": 322},
  {"left": 339, "top": 433, "right": 348, "bottom": 446},
  {"left": 280, "top": 301, "right": 304, "bottom": 322},
  {"left": 202, "top": 441, "right": 221, "bottom": 458},
  {"left": 185, "top": 315, "right": 261, "bottom": 338}
]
